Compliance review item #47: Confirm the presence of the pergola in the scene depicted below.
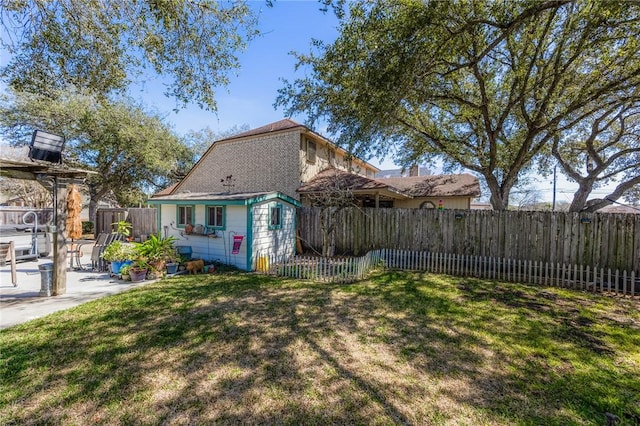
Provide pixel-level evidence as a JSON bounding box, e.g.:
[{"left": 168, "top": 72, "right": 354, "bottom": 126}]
[{"left": 0, "top": 156, "right": 95, "bottom": 295}]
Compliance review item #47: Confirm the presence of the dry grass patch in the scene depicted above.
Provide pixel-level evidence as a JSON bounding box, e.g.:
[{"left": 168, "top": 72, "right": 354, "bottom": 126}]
[{"left": 1, "top": 271, "right": 638, "bottom": 425}]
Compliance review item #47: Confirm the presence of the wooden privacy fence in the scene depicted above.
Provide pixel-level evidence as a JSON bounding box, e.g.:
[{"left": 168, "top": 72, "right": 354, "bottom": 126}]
[
  {"left": 297, "top": 207, "right": 640, "bottom": 274},
  {"left": 95, "top": 208, "right": 157, "bottom": 239},
  {"left": 258, "top": 249, "right": 638, "bottom": 297}
]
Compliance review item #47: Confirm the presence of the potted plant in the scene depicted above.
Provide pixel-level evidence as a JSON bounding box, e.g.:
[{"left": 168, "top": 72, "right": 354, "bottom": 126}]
[
  {"left": 101, "top": 240, "right": 136, "bottom": 274},
  {"left": 129, "top": 258, "right": 149, "bottom": 282},
  {"left": 135, "top": 233, "right": 178, "bottom": 275},
  {"left": 112, "top": 220, "right": 133, "bottom": 241},
  {"left": 119, "top": 263, "right": 132, "bottom": 281}
]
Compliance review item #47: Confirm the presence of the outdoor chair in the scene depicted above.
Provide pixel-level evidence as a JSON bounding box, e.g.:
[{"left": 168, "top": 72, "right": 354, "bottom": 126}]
[{"left": 87, "top": 233, "right": 125, "bottom": 272}]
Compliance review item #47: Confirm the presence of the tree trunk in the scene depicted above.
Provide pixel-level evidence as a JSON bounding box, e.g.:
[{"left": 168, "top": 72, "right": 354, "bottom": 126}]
[
  {"left": 88, "top": 198, "right": 99, "bottom": 226},
  {"left": 88, "top": 184, "right": 110, "bottom": 224},
  {"left": 569, "top": 175, "right": 640, "bottom": 213},
  {"left": 485, "top": 175, "right": 512, "bottom": 210},
  {"left": 568, "top": 182, "right": 594, "bottom": 212},
  {"left": 320, "top": 208, "right": 336, "bottom": 257}
]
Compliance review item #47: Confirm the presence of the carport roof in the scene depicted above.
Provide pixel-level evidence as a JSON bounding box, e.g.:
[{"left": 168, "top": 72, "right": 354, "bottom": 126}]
[{"left": 0, "top": 157, "right": 95, "bottom": 181}]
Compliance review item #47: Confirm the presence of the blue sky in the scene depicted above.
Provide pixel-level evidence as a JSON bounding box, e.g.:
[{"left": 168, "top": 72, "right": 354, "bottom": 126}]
[{"left": 137, "top": 2, "right": 351, "bottom": 151}]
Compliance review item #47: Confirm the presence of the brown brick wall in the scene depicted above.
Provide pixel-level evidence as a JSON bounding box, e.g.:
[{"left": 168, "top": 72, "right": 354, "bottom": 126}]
[{"left": 178, "top": 130, "right": 302, "bottom": 199}]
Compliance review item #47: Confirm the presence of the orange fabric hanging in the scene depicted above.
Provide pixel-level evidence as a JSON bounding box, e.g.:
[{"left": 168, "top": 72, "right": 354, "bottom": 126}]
[{"left": 65, "top": 184, "right": 83, "bottom": 240}]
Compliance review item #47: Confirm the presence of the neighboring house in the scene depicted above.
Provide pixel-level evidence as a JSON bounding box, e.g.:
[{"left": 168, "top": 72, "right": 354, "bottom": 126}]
[
  {"left": 168, "top": 118, "right": 379, "bottom": 200},
  {"left": 150, "top": 119, "right": 378, "bottom": 271},
  {"left": 151, "top": 119, "right": 480, "bottom": 269},
  {"left": 298, "top": 169, "right": 480, "bottom": 209},
  {"left": 597, "top": 204, "right": 640, "bottom": 214}
]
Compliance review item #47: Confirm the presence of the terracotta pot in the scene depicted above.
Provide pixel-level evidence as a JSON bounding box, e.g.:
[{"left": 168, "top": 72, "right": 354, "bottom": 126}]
[{"left": 130, "top": 269, "right": 147, "bottom": 282}]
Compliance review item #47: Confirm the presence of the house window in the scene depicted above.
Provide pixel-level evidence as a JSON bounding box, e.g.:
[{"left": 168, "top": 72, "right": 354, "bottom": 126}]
[
  {"left": 269, "top": 203, "right": 283, "bottom": 229},
  {"left": 177, "top": 205, "right": 194, "bottom": 227},
  {"left": 206, "top": 205, "right": 225, "bottom": 229},
  {"left": 306, "top": 138, "right": 316, "bottom": 164},
  {"left": 328, "top": 148, "right": 335, "bottom": 166}
]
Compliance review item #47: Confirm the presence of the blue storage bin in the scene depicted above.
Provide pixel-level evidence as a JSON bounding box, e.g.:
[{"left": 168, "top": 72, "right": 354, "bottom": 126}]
[{"left": 176, "top": 246, "right": 192, "bottom": 260}]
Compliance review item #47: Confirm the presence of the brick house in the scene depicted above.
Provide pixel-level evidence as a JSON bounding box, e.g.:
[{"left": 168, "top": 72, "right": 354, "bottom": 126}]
[
  {"left": 167, "top": 119, "right": 379, "bottom": 200},
  {"left": 149, "top": 119, "right": 480, "bottom": 269}
]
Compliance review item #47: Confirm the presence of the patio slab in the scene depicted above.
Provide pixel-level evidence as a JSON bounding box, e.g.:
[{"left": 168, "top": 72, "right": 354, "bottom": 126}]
[{"left": 0, "top": 256, "right": 153, "bottom": 330}]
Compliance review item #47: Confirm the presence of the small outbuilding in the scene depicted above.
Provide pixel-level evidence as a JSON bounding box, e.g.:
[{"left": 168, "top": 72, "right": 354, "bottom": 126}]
[{"left": 148, "top": 191, "right": 300, "bottom": 271}]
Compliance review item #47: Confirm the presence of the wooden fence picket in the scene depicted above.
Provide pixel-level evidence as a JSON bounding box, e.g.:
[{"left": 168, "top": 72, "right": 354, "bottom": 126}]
[
  {"left": 298, "top": 208, "right": 638, "bottom": 275},
  {"left": 261, "top": 248, "right": 638, "bottom": 298}
]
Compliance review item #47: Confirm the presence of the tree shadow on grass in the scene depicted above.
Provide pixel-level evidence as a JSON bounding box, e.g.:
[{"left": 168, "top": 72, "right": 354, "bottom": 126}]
[{"left": 1, "top": 271, "right": 639, "bottom": 424}]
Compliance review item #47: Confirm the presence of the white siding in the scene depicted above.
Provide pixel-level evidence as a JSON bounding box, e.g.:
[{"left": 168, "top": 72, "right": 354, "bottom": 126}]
[
  {"left": 252, "top": 201, "right": 296, "bottom": 269},
  {"left": 158, "top": 203, "right": 249, "bottom": 270}
]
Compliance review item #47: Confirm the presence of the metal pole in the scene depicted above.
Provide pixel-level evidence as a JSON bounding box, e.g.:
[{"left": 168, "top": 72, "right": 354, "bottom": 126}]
[{"left": 552, "top": 165, "right": 557, "bottom": 211}]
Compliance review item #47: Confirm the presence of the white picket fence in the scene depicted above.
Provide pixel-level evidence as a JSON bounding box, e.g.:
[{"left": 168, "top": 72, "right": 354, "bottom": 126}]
[
  {"left": 256, "top": 250, "right": 383, "bottom": 284},
  {"left": 257, "top": 249, "right": 638, "bottom": 297}
]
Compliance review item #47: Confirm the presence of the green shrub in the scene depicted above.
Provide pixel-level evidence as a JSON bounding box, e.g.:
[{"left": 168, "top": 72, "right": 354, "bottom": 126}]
[{"left": 81, "top": 221, "right": 94, "bottom": 234}]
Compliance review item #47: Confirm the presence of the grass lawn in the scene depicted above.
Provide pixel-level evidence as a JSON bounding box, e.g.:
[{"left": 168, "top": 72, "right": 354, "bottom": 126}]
[{"left": 1, "top": 271, "right": 639, "bottom": 425}]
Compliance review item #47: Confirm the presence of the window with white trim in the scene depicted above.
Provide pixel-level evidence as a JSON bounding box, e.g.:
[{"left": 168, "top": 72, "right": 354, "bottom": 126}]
[
  {"left": 177, "top": 205, "right": 194, "bottom": 227},
  {"left": 206, "top": 205, "right": 225, "bottom": 229}
]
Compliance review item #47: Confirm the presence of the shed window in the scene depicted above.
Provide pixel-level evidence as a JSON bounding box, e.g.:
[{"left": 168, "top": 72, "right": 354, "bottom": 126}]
[
  {"left": 206, "top": 205, "right": 225, "bottom": 229},
  {"left": 177, "top": 205, "right": 194, "bottom": 227},
  {"left": 269, "top": 203, "right": 283, "bottom": 229}
]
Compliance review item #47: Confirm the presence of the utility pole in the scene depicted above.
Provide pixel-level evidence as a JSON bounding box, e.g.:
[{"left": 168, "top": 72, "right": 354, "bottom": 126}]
[{"left": 552, "top": 165, "right": 557, "bottom": 211}]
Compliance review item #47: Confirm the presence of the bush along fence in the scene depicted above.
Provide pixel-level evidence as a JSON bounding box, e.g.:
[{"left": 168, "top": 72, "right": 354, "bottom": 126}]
[{"left": 257, "top": 249, "right": 638, "bottom": 297}]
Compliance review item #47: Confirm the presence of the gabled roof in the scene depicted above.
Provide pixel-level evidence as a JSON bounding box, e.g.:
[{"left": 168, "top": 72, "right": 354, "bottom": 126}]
[
  {"left": 298, "top": 168, "right": 388, "bottom": 192},
  {"left": 298, "top": 169, "right": 480, "bottom": 199},
  {"left": 217, "top": 118, "right": 305, "bottom": 142},
  {"left": 152, "top": 183, "right": 178, "bottom": 197},
  {"left": 379, "top": 174, "right": 481, "bottom": 198},
  {"left": 298, "top": 169, "right": 410, "bottom": 200},
  {"left": 152, "top": 119, "right": 380, "bottom": 198},
  {"left": 597, "top": 204, "right": 640, "bottom": 214}
]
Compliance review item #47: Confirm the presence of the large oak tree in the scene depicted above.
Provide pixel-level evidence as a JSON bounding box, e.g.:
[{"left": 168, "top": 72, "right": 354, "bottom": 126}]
[
  {"left": 0, "top": 90, "right": 192, "bottom": 221},
  {"left": 0, "top": 0, "right": 259, "bottom": 111},
  {"left": 277, "top": 0, "right": 640, "bottom": 210}
]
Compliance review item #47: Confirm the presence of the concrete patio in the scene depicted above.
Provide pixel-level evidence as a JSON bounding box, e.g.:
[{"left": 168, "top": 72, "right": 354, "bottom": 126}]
[{"left": 0, "top": 254, "right": 154, "bottom": 329}]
